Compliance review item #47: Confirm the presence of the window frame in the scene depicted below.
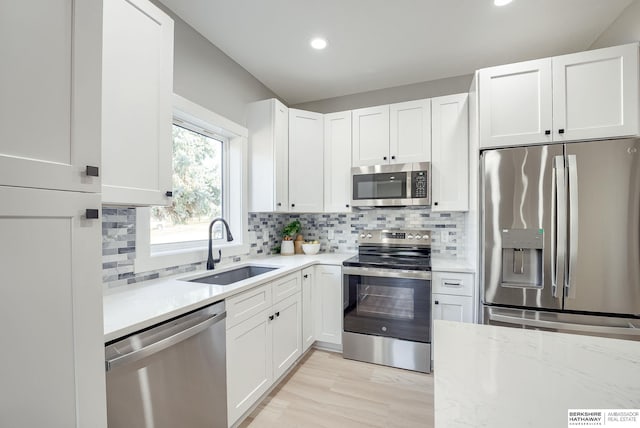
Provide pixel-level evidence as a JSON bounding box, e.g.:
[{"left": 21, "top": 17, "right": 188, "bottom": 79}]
[{"left": 134, "top": 94, "right": 249, "bottom": 274}]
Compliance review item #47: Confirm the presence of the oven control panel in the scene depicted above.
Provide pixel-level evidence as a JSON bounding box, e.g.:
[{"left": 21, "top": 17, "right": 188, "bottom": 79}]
[{"left": 358, "top": 229, "right": 431, "bottom": 245}]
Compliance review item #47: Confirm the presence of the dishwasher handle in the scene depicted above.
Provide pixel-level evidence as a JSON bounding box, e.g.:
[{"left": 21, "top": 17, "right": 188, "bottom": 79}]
[{"left": 106, "top": 311, "right": 226, "bottom": 372}]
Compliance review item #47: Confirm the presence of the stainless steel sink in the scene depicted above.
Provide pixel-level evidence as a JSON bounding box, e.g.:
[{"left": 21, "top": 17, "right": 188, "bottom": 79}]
[{"left": 188, "top": 266, "right": 278, "bottom": 285}]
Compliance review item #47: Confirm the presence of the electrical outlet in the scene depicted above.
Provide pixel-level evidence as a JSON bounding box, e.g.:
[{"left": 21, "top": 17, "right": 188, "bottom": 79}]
[
  {"left": 441, "top": 231, "right": 448, "bottom": 243},
  {"left": 248, "top": 231, "right": 257, "bottom": 242},
  {"left": 327, "top": 229, "right": 335, "bottom": 240}
]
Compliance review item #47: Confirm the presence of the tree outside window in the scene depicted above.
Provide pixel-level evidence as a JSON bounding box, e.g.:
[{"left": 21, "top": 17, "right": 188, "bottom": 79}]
[{"left": 150, "top": 124, "right": 223, "bottom": 245}]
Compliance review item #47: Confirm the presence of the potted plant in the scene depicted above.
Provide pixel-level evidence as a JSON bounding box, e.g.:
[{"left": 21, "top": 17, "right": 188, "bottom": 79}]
[{"left": 280, "top": 220, "right": 301, "bottom": 255}]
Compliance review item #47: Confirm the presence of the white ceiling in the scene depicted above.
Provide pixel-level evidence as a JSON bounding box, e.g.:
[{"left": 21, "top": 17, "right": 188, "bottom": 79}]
[{"left": 159, "top": 0, "right": 632, "bottom": 105}]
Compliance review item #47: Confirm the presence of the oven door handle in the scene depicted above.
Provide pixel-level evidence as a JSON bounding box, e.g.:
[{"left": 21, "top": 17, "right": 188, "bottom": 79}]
[{"left": 343, "top": 266, "right": 431, "bottom": 280}]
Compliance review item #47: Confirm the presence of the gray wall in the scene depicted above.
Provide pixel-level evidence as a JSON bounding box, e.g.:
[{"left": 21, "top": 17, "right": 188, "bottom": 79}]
[
  {"left": 590, "top": 0, "right": 640, "bottom": 49},
  {"left": 151, "top": 0, "right": 278, "bottom": 126},
  {"left": 291, "top": 74, "right": 474, "bottom": 113}
]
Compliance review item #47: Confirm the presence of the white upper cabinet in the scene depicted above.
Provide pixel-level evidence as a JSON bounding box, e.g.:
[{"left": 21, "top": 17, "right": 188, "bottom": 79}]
[
  {"left": 552, "top": 43, "right": 639, "bottom": 142},
  {"left": 352, "top": 101, "right": 431, "bottom": 167},
  {"left": 248, "top": 99, "right": 289, "bottom": 212},
  {"left": 431, "top": 93, "right": 469, "bottom": 212},
  {"left": 289, "top": 109, "right": 324, "bottom": 212},
  {"left": 390, "top": 99, "right": 431, "bottom": 163},
  {"left": 352, "top": 105, "right": 390, "bottom": 166},
  {"left": 324, "top": 111, "right": 352, "bottom": 212},
  {"left": 479, "top": 58, "right": 553, "bottom": 149},
  {"left": 479, "top": 43, "right": 639, "bottom": 149},
  {"left": 102, "top": 0, "right": 174, "bottom": 206},
  {"left": 0, "top": 0, "right": 102, "bottom": 193}
]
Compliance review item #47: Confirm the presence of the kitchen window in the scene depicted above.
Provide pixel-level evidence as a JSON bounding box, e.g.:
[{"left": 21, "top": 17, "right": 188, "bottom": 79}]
[
  {"left": 150, "top": 123, "right": 226, "bottom": 251},
  {"left": 135, "top": 94, "right": 249, "bottom": 273}
]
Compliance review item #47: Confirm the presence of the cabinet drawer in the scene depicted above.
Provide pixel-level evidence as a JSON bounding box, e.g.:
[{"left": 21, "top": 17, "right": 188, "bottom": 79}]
[
  {"left": 432, "top": 272, "right": 473, "bottom": 296},
  {"left": 226, "top": 283, "right": 273, "bottom": 329},
  {"left": 272, "top": 272, "right": 301, "bottom": 303}
]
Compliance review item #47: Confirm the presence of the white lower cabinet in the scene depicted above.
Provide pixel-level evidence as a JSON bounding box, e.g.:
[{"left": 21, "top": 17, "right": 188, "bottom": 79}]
[
  {"left": 432, "top": 293, "right": 473, "bottom": 323},
  {"left": 272, "top": 294, "right": 302, "bottom": 379},
  {"left": 301, "top": 267, "right": 315, "bottom": 352},
  {"left": 226, "top": 307, "right": 273, "bottom": 425},
  {"left": 226, "top": 272, "right": 302, "bottom": 426},
  {"left": 431, "top": 271, "right": 475, "bottom": 365},
  {"left": 0, "top": 186, "right": 106, "bottom": 428},
  {"left": 314, "top": 265, "right": 343, "bottom": 346}
]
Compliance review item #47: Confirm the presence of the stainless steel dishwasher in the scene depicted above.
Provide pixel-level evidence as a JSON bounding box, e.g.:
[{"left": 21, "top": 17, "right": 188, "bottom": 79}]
[{"left": 105, "top": 300, "right": 227, "bottom": 428}]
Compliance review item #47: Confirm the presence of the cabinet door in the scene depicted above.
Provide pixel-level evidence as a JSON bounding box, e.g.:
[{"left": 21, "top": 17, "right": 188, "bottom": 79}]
[
  {"left": 272, "top": 293, "right": 302, "bottom": 380},
  {"left": 301, "top": 268, "right": 315, "bottom": 352},
  {"left": 390, "top": 99, "right": 431, "bottom": 164},
  {"left": 352, "top": 105, "right": 390, "bottom": 166},
  {"left": 274, "top": 100, "right": 290, "bottom": 212},
  {"left": 431, "top": 93, "right": 469, "bottom": 212},
  {"left": 479, "top": 58, "right": 553, "bottom": 149},
  {"left": 0, "top": 187, "right": 105, "bottom": 428},
  {"left": 226, "top": 309, "right": 273, "bottom": 425},
  {"left": 324, "top": 111, "right": 352, "bottom": 212},
  {"left": 553, "top": 43, "right": 639, "bottom": 142},
  {"left": 0, "top": 0, "right": 101, "bottom": 192},
  {"left": 102, "top": 0, "right": 174, "bottom": 206},
  {"left": 248, "top": 98, "right": 289, "bottom": 212},
  {"left": 315, "top": 265, "right": 343, "bottom": 345},
  {"left": 289, "top": 109, "right": 324, "bottom": 212},
  {"left": 432, "top": 294, "right": 473, "bottom": 323}
]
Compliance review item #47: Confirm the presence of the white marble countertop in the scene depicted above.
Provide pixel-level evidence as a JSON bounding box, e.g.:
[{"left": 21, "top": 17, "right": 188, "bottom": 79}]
[
  {"left": 103, "top": 253, "right": 354, "bottom": 343},
  {"left": 434, "top": 320, "right": 640, "bottom": 428}
]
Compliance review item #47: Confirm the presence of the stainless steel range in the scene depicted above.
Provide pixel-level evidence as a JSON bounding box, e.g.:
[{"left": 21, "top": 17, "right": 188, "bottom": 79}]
[{"left": 342, "top": 229, "right": 432, "bottom": 373}]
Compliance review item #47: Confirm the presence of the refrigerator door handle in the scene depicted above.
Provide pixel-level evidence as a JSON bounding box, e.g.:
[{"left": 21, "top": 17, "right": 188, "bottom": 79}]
[
  {"left": 488, "top": 313, "right": 640, "bottom": 337},
  {"left": 552, "top": 155, "right": 566, "bottom": 299},
  {"left": 566, "top": 154, "right": 579, "bottom": 299}
]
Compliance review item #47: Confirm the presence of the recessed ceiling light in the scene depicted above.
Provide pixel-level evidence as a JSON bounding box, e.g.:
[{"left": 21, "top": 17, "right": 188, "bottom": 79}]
[
  {"left": 310, "top": 38, "right": 327, "bottom": 50},
  {"left": 494, "top": 0, "right": 513, "bottom": 5}
]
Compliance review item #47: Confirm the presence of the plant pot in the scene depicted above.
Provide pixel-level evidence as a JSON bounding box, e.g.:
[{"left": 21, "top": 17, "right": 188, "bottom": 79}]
[{"left": 280, "top": 240, "right": 294, "bottom": 255}]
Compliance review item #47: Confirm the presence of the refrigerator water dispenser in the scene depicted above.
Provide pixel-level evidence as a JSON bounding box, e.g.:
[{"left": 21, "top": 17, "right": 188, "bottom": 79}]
[{"left": 500, "top": 229, "right": 543, "bottom": 288}]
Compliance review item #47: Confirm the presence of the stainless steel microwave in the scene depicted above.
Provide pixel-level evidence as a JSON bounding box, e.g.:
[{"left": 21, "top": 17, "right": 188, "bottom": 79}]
[{"left": 351, "top": 162, "right": 431, "bottom": 207}]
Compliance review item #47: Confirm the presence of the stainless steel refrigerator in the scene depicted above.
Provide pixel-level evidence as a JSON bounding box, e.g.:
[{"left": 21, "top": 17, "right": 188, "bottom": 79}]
[{"left": 481, "top": 138, "right": 640, "bottom": 340}]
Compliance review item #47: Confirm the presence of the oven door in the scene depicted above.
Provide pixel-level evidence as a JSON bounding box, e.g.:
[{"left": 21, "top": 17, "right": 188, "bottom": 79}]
[{"left": 343, "top": 266, "right": 431, "bottom": 343}]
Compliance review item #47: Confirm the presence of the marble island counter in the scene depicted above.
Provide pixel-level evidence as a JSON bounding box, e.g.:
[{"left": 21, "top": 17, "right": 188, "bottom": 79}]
[{"left": 434, "top": 320, "right": 640, "bottom": 428}]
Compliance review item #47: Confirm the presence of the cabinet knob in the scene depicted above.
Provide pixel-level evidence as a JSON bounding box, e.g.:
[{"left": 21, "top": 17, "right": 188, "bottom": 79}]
[
  {"left": 391, "top": 155, "right": 396, "bottom": 160},
  {"left": 303, "top": 274, "right": 309, "bottom": 278},
  {"left": 544, "top": 130, "right": 551, "bottom": 135},
  {"left": 165, "top": 191, "right": 173, "bottom": 197},
  {"left": 277, "top": 202, "right": 282, "bottom": 207},
  {"left": 85, "top": 209, "right": 99, "bottom": 219},
  {"left": 269, "top": 315, "right": 274, "bottom": 321},
  {"left": 275, "top": 311, "right": 280, "bottom": 318},
  {"left": 434, "top": 300, "right": 440, "bottom": 305},
  {"left": 291, "top": 203, "right": 295, "bottom": 207},
  {"left": 85, "top": 165, "right": 99, "bottom": 177},
  {"left": 383, "top": 156, "right": 387, "bottom": 161},
  {"left": 434, "top": 202, "right": 439, "bottom": 206},
  {"left": 346, "top": 204, "right": 350, "bottom": 208},
  {"left": 558, "top": 129, "right": 565, "bottom": 134}
]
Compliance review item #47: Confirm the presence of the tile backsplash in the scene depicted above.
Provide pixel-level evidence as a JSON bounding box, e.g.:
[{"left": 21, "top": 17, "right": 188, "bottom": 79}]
[{"left": 102, "top": 207, "right": 465, "bottom": 289}]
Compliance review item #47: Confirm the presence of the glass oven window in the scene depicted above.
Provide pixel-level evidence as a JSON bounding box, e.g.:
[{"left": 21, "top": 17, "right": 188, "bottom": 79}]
[
  {"left": 344, "top": 273, "right": 431, "bottom": 343},
  {"left": 353, "top": 173, "right": 407, "bottom": 200},
  {"left": 357, "top": 284, "right": 414, "bottom": 320}
]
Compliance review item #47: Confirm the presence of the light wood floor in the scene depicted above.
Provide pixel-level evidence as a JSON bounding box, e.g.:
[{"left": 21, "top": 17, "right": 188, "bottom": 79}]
[{"left": 239, "top": 349, "right": 434, "bottom": 428}]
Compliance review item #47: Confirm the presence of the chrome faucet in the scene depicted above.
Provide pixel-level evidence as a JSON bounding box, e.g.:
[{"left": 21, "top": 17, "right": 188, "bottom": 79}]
[{"left": 207, "top": 217, "right": 234, "bottom": 270}]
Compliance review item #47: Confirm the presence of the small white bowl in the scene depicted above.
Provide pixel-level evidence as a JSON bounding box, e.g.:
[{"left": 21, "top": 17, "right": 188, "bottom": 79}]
[{"left": 302, "top": 243, "right": 320, "bottom": 255}]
